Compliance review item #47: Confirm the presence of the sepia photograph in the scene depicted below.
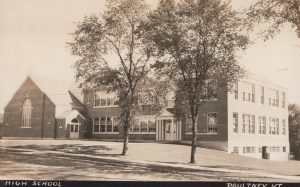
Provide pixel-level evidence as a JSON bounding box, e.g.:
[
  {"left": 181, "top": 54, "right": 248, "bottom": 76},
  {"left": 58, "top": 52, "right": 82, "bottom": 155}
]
[{"left": 0, "top": 0, "right": 300, "bottom": 186}]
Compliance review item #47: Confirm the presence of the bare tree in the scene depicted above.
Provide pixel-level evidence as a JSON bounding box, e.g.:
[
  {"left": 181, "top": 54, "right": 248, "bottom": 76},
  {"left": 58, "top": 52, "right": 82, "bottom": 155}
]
[
  {"left": 68, "top": 0, "right": 159, "bottom": 155},
  {"left": 145, "top": 0, "right": 249, "bottom": 163},
  {"left": 247, "top": 0, "right": 300, "bottom": 40}
]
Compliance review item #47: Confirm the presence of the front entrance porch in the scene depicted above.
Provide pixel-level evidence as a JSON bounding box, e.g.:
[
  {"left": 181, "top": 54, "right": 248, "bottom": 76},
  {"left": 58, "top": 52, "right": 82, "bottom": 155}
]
[{"left": 156, "top": 109, "right": 181, "bottom": 141}]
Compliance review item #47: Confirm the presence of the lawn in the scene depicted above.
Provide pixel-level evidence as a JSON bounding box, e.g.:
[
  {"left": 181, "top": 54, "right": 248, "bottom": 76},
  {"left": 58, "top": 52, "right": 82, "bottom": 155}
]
[{"left": 1, "top": 139, "right": 300, "bottom": 176}]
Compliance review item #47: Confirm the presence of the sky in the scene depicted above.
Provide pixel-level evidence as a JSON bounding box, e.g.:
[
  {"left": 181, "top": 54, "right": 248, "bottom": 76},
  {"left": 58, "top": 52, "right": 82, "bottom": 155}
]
[{"left": 0, "top": 0, "right": 300, "bottom": 113}]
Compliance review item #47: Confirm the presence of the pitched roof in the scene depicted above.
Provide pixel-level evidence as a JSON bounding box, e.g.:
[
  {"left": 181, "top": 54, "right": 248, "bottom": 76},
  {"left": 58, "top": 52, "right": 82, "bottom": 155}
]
[
  {"left": 245, "top": 73, "right": 287, "bottom": 90},
  {"left": 29, "top": 75, "right": 83, "bottom": 117}
]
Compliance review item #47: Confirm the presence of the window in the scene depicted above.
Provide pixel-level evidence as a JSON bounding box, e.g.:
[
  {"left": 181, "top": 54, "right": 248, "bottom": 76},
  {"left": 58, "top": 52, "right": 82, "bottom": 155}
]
[
  {"left": 233, "top": 113, "right": 238, "bottom": 133},
  {"left": 282, "top": 119, "right": 286, "bottom": 135},
  {"left": 132, "top": 123, "right": 140, "bottom": 132},
  {"left": 202, "top": 80, "right": 217, "bottom": 99},
  {"left": 21, "top": 99, "right": 32, "bottom": 128},
  {"left": 234, "top": 83, "right": 238, "bottom": 100},
  {"left": 258, "top": 147, "right": 262, "bottom": 153},
  {"left": 140, "top": 122, "right": 148, "bottom": 132},
  {"left": 241, "top": 82, "right": 255, "bottom": 103},
  {"left": 93, "top": 117, "right": 118, "bottom": 133},
  {"left": 269, "top": 89, "right": 279, "bottom": 107},
  {"left": 276, "top": 118, "right": 279, "bottom": 135},
  {"left": 148, "top": 122, "right": 156, "bottom": 132},
  {"left": 59, "top": 122, "right": 63, "bottom": 128},
  {"left": 71, "top": 118, "right": 79, "bottom": 123},
  {"left": 207, "top": 113, "right": 217, "bottom": 133},
  {"left": 270, "top": 146, "right": 280, "bottom": 152},
  {"left": 282, "top": 92, "right": 285, "bottom": 108},
  {"left": 94, "top": 92, "right": 117, "bottom": 107},
  {"left": 250, "top": 115, "right": 255, "bottom": 134},
  {"left": 242, "top": 114, "right": 255, "bottom": 134},
  {"left": 269, "top": 117, "right": 279, "bottom": 135},
  {"left": 243, "top": 146, "right": 255, "bottom": 153},
  {"left": 283, "top": 146, "right": 286, "bottom": 152},
  {"left": 260, "top": 86, "right": 264, "bottom": 104},
  {"left": 252, "top": 84, "right": 255, "bottom": 103},
  {"left": 186, "top": 117, "right": 193, "bottom": 132},
  {"left": 276, "top": 91, "right": 279, "bottom": 107},
  {"left": 259, "top": 116, "right": 266, "bottom": 134},
  {"left": 233, "top": 147, "right": 239, "bottom": 154},
  {"left": 130, "top": 120, "right": 156, "bottom": 133}
]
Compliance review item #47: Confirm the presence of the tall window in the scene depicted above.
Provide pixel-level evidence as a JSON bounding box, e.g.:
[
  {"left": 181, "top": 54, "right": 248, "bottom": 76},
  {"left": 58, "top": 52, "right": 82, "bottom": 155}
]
[
  {"left": 207, "top": 113, "right": 217, "bottom": 133},
  {"left": 94, "top": 92, "right": 117, "bottom": 107},
  {"left": 250, "top": 115, "right": 255, "bottom": 134},
  {"left": 282, "top": 92, "right": 286, "bottom": 108},
  {"left": 186, "top": 117, "right": 193, "bottom": 132},
  {"left": 242, "top": 114, "right": 255, "bottom": 134},
  {"left": 241, "top": 82, "right": 255, "bottom": 103},
  {"left": 269, "top": 117, "right": 279, "bottom": 135},
  {"left": 258, "top": 116, "right": 266, "bottom": 134},
  {"left": 93, "top": 117, "right": 118, "bottom": 133},
  {"left": 130, "top": 120, "right": 156, "bottom": 133},
  {"left": 260, "top": 86, "right": 264, "bottom": 104},
  {"left": 202, "top": 80, "right": 217, "bottom": 99},
  {"left": 233, "top": 83, "right": 238, "bottom": 100},
  {"left": 251, "top": 84, "right": 255, "bottom": 103},
  {"left": 282, "top": 119, "right": 286, "bottom": 135},
  {"left": 233, "top": 113, "right": 238, "bottom": 133},
  {"left": 269, "top": 89, "right": 279, "bottom": 107},
  {"left": 21, "top": 99, "right": 32, "bottom": 128}
]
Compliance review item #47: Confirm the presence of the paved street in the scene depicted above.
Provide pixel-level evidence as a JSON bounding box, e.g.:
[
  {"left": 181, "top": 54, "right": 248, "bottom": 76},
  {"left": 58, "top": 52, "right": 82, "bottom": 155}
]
[{"left": 0, "top": 141, "right": 300, "bottom": 182}]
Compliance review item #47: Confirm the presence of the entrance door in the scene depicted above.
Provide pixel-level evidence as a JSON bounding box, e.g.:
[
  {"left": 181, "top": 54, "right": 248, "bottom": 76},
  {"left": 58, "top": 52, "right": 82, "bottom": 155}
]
[
  {"left": 70, "top": 123, "right": 80, "bottom": 139},
  {"left": 164, "top": 120, "right": 177, "bottom": 141}
]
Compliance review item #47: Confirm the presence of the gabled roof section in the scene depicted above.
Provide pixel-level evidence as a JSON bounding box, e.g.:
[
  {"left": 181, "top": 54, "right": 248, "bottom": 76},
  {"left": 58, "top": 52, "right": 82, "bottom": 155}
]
[
  {"left": 29, "top": 75, "right": 83, "bottom": 116},
  {"left": 157, "top": 108, "right": 174, "bottom": 117}
]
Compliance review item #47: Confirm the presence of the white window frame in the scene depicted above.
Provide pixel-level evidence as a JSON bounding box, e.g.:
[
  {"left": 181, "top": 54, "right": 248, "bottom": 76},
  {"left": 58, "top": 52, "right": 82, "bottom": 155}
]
[
  {"left": 21, "top": 99, "right": 33, "bottom": 128},
  {"left": 130, "top": 120, "right": 156, "bottom": 134},
  {"left": 233, "top": 112, "right": 238, "bottom": 133},
  {"left": 259, "top": 116, "right": 266, "bottom": 134},
  {"left": 93, "top": 116, "right": 119, "bottom": 134},
  {"left": 202, "top": 80, "right": 218, "bottom": 100},
  {"left": 207, "top": 112, "right": 217, "bottom": 133},
  {"left": 94, "top": 92, "right": 118, "bottom": 108},
  {"left": 282, "top": 119, "right": 286, "bottom": 135},
  {"left": 282, "top": 92, "right": 286, "bottom": 108},
  {"left": 260, "top": 86, "right": 264, "bottom": 105}
]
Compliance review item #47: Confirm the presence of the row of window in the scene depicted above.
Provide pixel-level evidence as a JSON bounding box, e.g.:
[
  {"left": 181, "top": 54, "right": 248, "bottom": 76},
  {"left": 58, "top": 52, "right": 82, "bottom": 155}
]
[
  {"left": 234, "top": 82, "right": 286, "bottom": 108},
  {"left": 233, "top": 113, "right": 287, "bottom": 135},
  {"left": 93, "top": 117, "right": 156, "bottom": 133},
  {"left": 93, "top": 81, "right": 218, "bottom": 108},
  {"left": 233, "top": 146, "right": 286, "bottom": 154},
  {"left": 186, "top": 113, "right": 218, "bottom": 133},
  {"left": 94, "top": 92, "right": 118, "bottom": 107}
]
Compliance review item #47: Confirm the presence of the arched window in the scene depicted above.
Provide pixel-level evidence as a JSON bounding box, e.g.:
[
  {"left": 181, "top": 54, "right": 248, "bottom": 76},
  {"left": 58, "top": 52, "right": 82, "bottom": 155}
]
[
  {"left": 22, "top": 99, "right": 32, "bottom": 127},
  {"left": 71, "top": 118, "right": 79, "bottom": 123}
]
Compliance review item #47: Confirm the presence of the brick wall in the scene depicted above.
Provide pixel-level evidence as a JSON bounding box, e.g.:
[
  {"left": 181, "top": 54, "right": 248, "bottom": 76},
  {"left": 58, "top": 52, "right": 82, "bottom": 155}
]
[
  {"left": 181, "top": 85, "right": 228, "bottom": 142},
  {"left": 3, "top": 77, "right": 56, "bottom": 138}
]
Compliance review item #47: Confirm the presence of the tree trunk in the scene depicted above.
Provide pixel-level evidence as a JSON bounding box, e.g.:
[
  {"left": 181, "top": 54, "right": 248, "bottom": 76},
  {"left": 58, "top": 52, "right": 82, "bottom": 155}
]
[
  {"left": 190, "top": 114, "right": 198, "bottom": 164},
  {"left": 122, "top": 124, "right": 129, "bottom": 155}
]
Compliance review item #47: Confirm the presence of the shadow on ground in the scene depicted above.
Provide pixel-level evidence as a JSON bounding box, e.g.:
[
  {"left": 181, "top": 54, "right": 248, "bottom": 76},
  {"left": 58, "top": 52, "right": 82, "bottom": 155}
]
[
  {"left": 8, "top": 144, "right": 116, "bottom": 156},
  {"left": 0, "top": 148, "right": 287, "bottom": 182}
]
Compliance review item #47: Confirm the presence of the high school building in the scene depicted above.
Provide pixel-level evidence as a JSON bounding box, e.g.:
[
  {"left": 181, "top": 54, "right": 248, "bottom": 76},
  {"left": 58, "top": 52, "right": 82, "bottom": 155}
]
[{"left": 1, "top": 75, "right": 289, "bottom": 160}]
